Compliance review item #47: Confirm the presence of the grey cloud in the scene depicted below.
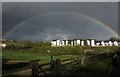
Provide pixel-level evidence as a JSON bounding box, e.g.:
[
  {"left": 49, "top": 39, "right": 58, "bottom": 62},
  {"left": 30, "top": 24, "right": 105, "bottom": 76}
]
[
  {"left": 3, "top": 2, "right": 118, "bottom": 41},
  {"left": 4, "top": 11, "right": 117, "bottom": 41}
]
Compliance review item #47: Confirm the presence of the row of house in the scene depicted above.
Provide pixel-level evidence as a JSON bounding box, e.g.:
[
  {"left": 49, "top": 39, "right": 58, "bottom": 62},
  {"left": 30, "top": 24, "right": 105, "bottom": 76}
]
[{"left": 51, "top": 39, "right": 120, "bottom": 47}]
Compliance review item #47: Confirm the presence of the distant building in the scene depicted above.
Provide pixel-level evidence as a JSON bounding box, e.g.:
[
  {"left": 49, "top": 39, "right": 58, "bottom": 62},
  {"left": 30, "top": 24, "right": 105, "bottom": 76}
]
[
  {"left": 96, "top": 42, "right": 100, "bottom": 46},
  {"left": 101, "top": 41, "right": 105, "bottom": 46},
  {"left": 91, "top": 40, "right": 95, "bottom": 46},
  {"left": 81, "top": 40, "right": 84, "bottom": 46},
  {"left": 56, "top": 40, "right": 60, "bottom": 46},
  {"left": 108, "top": 41, "right": 113, "bottom": 46},
  {"left": 51, "top": 39, "right": 120, "bottom": 47},
  {"left": 71, "top": 41, "right": 74, "bottom": 46},
  {"left": 113, "top": 41, "right": 118, "bottom": 46},
  {"left": 86, "top": 40, "right": 90, "bottom": 46},
  {"left": 51, "top": 40, "right": 57, "bottom": 47},
  {"left": 105, "top": 42, "right": 109, "bottom": 46},
  {"left": 76, "top": 39, "right": 80, "bottom": 45}
]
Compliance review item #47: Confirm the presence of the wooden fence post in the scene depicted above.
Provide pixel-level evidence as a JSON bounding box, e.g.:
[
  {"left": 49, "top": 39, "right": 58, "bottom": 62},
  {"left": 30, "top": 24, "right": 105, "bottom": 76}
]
[
  {"left": 32, "top": 62, "right": 39, "bottom": 77},
  {"left": 50, "top": 60, "right": 55, "bottom": 70},
  {"left": 55, "top": 59, "right": 62, "bottom": 77}
]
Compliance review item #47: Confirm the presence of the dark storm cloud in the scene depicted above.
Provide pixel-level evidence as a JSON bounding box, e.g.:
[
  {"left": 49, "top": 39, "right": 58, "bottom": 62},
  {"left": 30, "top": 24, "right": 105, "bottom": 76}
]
[
  {"left": 3, "top": 2, "right": 118, "bottom": 33},
  {"left": 3, "top": 2, "right": 118, "bottom": 41},
  {"left": 4, "top": 12, "right": 117, "bottom": 41}
]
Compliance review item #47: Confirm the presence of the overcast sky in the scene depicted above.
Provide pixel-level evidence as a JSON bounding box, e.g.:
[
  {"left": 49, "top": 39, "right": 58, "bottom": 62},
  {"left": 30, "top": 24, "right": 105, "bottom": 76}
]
[{"left": 2, "top": 2, "right": 119, "bottom": 41}]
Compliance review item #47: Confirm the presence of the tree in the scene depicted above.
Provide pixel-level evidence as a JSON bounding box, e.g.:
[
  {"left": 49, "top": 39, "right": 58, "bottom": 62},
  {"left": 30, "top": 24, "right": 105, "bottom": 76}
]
[{"left": 109, "top": 37, "right": 120, "bottom": 42}]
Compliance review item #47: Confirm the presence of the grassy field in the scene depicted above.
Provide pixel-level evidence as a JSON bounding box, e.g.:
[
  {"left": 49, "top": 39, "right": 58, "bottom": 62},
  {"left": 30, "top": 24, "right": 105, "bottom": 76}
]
[
  {"left": 2, "top": 50, "right": 76, "bottom": 76},
  {"left": 2, "top": 44, "right": 120, "bottom": 77},
  {"left": 2, "top": 40, "right": 120, "bottom": 76},
  {"left": 2, "top": 50, "right": 75, "bottom": 63}
]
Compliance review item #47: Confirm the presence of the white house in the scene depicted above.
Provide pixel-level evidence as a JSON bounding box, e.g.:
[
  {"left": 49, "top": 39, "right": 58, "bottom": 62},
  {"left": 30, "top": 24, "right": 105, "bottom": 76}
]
[
  {"left": 81, "top": 40, "right": 84, "bottom": 46},
  {"left": 87, "top": 40, "right": 90, "bottom": 46},
  {"left": 108, "top": 41, "right": 113, "bottom": 46},
  {"left": 113, "top": 41, "right": 118, "bottom": 46},
  {"left": 51, "top": 40, "right": 57, "bottom": 47},
  {"left": 65, "top": 40, "right": 68, "bottom": 46},
  {"left": 91, "top": 40, "right": 95, "bottom": 46},
  {"left": 56, "top": 40, "right": 60, "bottom": 46},
  {"left": 71, "top": 41, "right": 74, "bottom": 46},
  {"left": 62, "top": 40, "right": 65, "bottom": 46},
  {"left": 96, "top": 43, "right": 100, "bottom": 46},
  {"left": 51, "top": 39, "right": 119, "bottom": 47},
  {"left": 101, "top": 41, "right": 105, "bottom": 46},
  {"left": 76, "top": 39, "right": 80, "bottom": 45},
  {"left": 74, "top": 40, "right": 77, "bottom": 46}
]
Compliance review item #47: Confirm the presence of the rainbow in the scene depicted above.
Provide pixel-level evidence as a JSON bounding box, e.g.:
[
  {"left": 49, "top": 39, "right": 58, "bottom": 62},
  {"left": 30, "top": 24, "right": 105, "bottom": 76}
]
[{"left": 3, "top": 11, "right": 119, "bottom": 38}]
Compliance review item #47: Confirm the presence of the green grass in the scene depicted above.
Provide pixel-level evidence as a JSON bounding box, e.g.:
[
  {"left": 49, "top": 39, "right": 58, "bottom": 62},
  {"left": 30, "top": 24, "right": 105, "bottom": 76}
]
[
  {"left": 2, "top": 41, "right": 120, "bottom": 76},
  {"left": 77, "top": 58, "right": 112, "bottom": 77},
  {"left": 2, "top": 50, "right": 75, "bottom": 76},
  {"left": 2, "top": 47, "right": 120, "bottom": 77},
  {"left": 2, "top": 50, "right": 75, "bottom": 63}
]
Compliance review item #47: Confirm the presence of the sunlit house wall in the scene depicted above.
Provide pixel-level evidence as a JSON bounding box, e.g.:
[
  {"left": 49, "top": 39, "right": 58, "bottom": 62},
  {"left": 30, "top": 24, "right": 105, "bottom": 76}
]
[
  {"left": 76, "top": 39, "right": 80, "bottom": 45},
  {"left": 51, "top": 40, "right": 57, "bottom": 47},
  {"left": 56, "top": 40, "right": 60, "bottom": 46},
  {"left": 87, "top": 40, "right": 91, "bottom": 46},
  {"left": 91, "top": 40, "right": 95, "bottom": 46},
  {"left": 81, "top": 40, "right": 84, "bottom": 46},
  {"left": 66, "top": 40, "right": 68, "bottom": 46}
]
